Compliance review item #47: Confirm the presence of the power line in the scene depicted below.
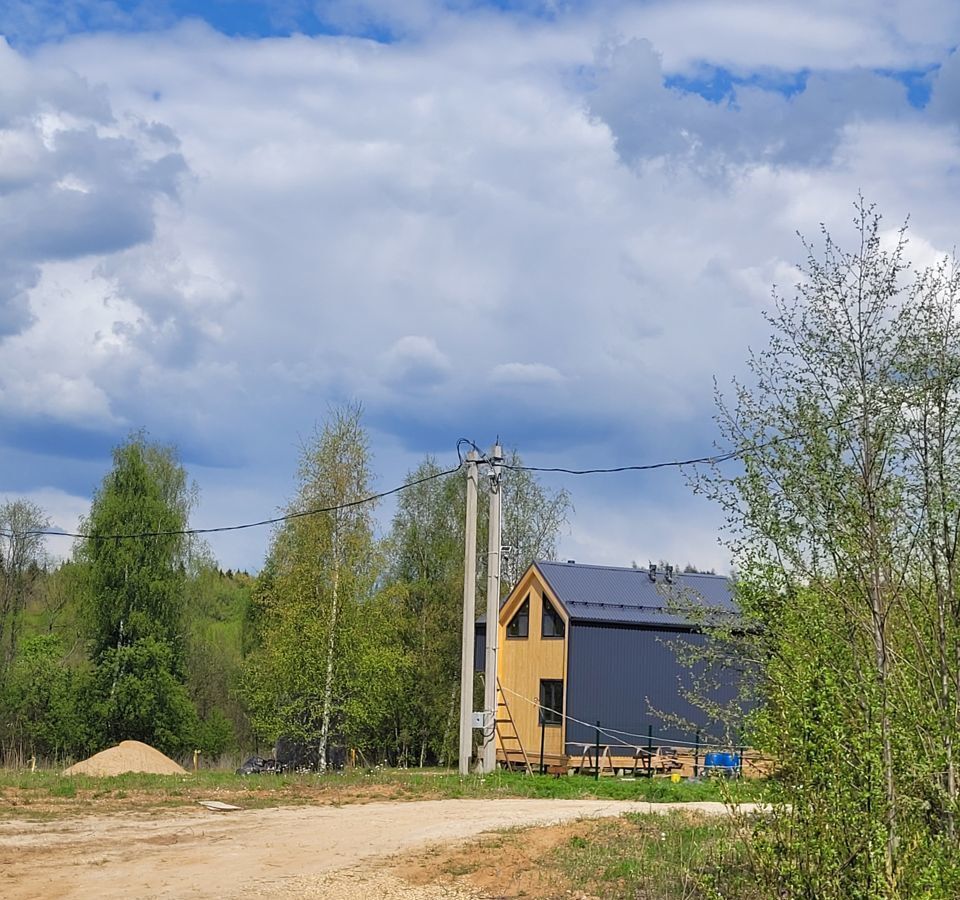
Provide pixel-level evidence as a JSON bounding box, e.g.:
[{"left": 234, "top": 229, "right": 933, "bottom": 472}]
[
  {"left": 1, "top": 458, "right": 464, "bottom": 542},
  {"left": 502, "top": 408, "right": 882, "bottom": 476},
  {"left": 503, "top": 449, "right": 740, "bottom": 476},
  {"left": 0, "top": 425, "right": 824, "bottom": 543}
]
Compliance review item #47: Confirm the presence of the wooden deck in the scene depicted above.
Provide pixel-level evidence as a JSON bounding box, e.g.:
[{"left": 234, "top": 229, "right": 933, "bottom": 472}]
[{"left": 499, "top": 746, "right": 773, "bottom": 779}]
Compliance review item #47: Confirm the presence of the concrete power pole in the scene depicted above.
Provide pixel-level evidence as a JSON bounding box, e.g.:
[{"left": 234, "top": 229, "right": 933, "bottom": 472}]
[
  {"left": 481, "top": 444, "right": 504, "bottom": 774},
  {"left": 458, "top": 450, "right": 480, "bottom": 776}
]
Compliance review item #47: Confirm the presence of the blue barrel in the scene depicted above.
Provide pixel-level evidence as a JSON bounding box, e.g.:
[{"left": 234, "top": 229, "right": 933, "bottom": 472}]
[
  {"left": 704, "top": 751, "right": 722, "bottom": 770},
  {"left": 705, "top": 751, "right": 740, "bottom": 776}
]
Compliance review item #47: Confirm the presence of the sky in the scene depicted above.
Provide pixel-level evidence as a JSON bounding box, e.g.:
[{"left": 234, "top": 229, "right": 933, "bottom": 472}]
[{"left": 1, "top": 1, "right": 959, "bottom": 573}]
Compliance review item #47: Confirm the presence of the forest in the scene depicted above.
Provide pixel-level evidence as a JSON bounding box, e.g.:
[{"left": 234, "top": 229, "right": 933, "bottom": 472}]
[{"left": 0, "top": 411, "right": 570, "bottom": 769}]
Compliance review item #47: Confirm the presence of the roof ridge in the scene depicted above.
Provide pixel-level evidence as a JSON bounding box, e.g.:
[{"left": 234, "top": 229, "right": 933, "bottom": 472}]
[{"left": 537, "top": 559, "right": 729, "bottom": 579}]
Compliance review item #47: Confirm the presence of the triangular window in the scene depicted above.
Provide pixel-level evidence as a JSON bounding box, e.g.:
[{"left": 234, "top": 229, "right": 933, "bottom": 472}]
[
  {"left": 506, "top": 596, "right": 530, "bottom": 639},
  {"left": 542, "top": 596, "right": 565, "bottom": 638}
]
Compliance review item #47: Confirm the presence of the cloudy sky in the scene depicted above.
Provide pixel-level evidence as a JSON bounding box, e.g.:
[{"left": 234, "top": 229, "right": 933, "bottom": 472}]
[{"left": 2, "top": 1, "right": 959, "bottom": 573}]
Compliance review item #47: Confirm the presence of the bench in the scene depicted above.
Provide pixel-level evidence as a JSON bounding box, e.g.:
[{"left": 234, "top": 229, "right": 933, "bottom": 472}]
[{"left": 631, "top": 746, "right": 683, "bottom": 777}]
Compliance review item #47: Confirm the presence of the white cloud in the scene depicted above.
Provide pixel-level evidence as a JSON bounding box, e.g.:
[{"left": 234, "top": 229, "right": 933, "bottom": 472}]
[
  {"left": 613, "top": 0, "right": 960, "bottom": 72},
  {"left": 491, "top": 362, "right": 565, "bottom": 386},
  {"left": 382, "top": 335, "right": 451, "bottom": 387},
  {"left": 2, "top": 11, "right": 960, "bottom": 570}
]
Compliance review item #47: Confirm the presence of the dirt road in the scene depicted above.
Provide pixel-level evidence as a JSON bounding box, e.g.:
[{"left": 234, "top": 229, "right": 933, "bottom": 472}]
[{"left": 0, "top": 799, "right": 749, "bottom": 899}]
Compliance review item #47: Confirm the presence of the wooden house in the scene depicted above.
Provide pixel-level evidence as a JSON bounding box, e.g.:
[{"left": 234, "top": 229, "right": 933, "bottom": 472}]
[{"left": 480, "top": 560, "right": 743, "bottom": 772}]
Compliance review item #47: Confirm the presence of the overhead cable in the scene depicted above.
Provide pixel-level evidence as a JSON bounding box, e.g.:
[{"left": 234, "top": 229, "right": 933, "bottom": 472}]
[
  {"left": 3, "top": 458, "right": 464, "bottom": 542},
  {"left": 3, "top": 424, "right": 817, "bottom": 542}
]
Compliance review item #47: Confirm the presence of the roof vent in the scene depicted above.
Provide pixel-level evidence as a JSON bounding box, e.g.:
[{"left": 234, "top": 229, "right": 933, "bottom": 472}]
[
  {"left": 648, "top": 563, "right": 657, "bottom": 582},
  {"left": 665, "top": 564, "right": 674, "bottom": 584}
]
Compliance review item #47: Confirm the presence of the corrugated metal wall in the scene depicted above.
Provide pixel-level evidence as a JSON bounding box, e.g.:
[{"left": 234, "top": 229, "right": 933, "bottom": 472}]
[
  {"left": 564, "top": 623, "right": 742, "bottom": 753},
  {"left": 474, "top": 621, "right": 486, "bottom": 673}
]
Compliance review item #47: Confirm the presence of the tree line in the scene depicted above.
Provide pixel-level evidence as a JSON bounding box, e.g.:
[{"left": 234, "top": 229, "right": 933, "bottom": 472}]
[{"left": 0, "top": 418, "right": 569, "bottom": 769}]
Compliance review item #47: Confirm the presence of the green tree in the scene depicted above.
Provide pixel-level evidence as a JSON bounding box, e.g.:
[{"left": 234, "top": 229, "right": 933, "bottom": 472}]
[
  {"left": 181, "top": 564, "right": 257, "bottom": 754},
  {"left": 0, "top": 634, "right": 91, "bottom": 762},
  {"left": 384, "top": 450, "right": 571, "bottom": 766},
  {"left": 0, "top": 499, "right": 49, "bottom": 667},
  {"left": 77, "top": 433, "right": 195, "bottom": 662},
  {"left": 91, "top": 637, "right": 198, "bottom": 756},
  {"left": 703, "top": 202, "right": 960, "bottom": 896},
  {"left": 75, "top": 433, "right": 199, "bottom": 754},
  {"left": 498, "top": 450, "right": 572, "bottom": 587},
  {"left": 385, "top": 458, "right": 466, "bottom": 765},
  {"left": 241, "top": 405, "right": 384, "bottom": 769}
]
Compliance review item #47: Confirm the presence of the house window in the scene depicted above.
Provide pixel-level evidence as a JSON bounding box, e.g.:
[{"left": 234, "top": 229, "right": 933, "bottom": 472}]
[
  {"left": 506, "top": 596, "right": 529, "bottom": 639},
  {"left": 541, "top": 597, "right": 565, "bottom": 638},
  {"left": 539, "top": 679, "right": 563, "bottom": 726}
]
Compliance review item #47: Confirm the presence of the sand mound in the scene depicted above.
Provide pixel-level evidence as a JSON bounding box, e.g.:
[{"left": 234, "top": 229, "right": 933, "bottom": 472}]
[{"left": 63, "top": 740, "right": 188, "bottom": 777}]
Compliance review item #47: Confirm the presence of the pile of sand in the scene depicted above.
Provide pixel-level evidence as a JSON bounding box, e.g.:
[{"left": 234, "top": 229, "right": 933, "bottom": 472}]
[{"left": 63, "top": 740, "right": 188, "bottom": 777}]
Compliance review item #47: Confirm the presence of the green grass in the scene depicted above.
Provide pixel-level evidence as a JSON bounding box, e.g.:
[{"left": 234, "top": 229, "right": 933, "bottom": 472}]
[
  {"left": 388, "top": 769, "right": 766, "bottom": 802},
  {"left": 551, "top": 810, "right": 762, "bottom": 900},
  {"left": 0, "top": 766, "right": 768, "bottom": 820}
]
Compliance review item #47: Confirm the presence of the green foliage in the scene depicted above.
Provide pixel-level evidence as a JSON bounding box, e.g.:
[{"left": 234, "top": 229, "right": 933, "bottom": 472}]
[
  {"left": 384, "top": 457, "right": 467, "bottom": 765},
  {"left": 183, "top": 564, "right": 253, "bottom": 751},
  {"left": 72, "top": 433, "right": 200, "bottom": 757},
  {"left": 702, "top": 201, "right": 960, "bottom": 896},
  {"left": 194, "top": 709, "right": 234, "bottom": 757},
  {"left": 0, "top": 499, "right": 49, "bottom": 668},
  {"left": 75, "top": 433, "right": 195, "bottom": 663},
  {"left": 498, "top": 450, "right": 572, "bottom": 587},
  {"left": 380, "top": 450, "right": 571, "bottom": 767},
  {"left": 0, "top": 634, "right": 91, "bottom": 761},
  {"left": 240, "top": 405, "right": 382, "bottom": 767},
  {"left": 90, "top": 637, "right": 198, "bottom": 757}
]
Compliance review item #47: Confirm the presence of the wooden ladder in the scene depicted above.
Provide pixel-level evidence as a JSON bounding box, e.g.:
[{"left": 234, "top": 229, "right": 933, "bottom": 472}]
[{"left": 495, "top": 679, "right": 533, "bottom": 774}]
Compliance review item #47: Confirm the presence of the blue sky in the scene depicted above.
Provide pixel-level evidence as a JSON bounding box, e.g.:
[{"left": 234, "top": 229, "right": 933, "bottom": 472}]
[{"left": 2, "top": 1, "right": 960, "bottom": 571}]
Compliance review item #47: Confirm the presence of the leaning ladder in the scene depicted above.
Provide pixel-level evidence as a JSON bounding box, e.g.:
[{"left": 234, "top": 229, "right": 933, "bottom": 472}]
[{"left": 495, "top": 679, "right": 533, "bottom": 773}]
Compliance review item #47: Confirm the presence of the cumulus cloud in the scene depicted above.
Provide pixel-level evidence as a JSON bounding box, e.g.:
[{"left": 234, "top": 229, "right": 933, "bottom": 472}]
[
  {"left": 612, "top": 0, "right": 960, "bottom": 72},
  {"left": 2, "top": 9, "right": 960, "bottom": 570},
  {"left": 589, "top": 39, "right": 914, "bottom": 172},
  {"left": 382, "top": 335, "right": 451, "bottom": 388},
  {"left": 0, "top": 37, "right": 185, "bottom": 339}
]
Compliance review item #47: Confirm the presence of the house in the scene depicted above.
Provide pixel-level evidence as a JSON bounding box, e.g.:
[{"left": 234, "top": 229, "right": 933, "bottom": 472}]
[{"left": 479, "top": 560, "right": 744, "bottom": 770}]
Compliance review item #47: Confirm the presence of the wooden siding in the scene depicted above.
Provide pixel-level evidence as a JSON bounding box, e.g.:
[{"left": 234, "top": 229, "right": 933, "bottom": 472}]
[{"left": 496, "top": 567, "right": 569, "bottom": 761}]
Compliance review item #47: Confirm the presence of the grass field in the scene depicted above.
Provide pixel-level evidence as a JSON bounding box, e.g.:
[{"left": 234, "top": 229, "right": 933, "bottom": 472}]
[
  {"left": 0, "top": 766, "right": 768, "bottom": 819},
  {"left": 398, "top": 806, "right": 764, "bottom": 899},
  {"left": 550, "top": 810, "right": 761, "bottom": 899}
]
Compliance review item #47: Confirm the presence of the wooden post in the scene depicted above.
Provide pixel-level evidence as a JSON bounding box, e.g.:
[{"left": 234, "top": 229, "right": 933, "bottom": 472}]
[
  {"left": 595, "top": 721, "right": 601, "bottom": 781},
  {"left": 694, "top": 730, "right": 700, "bottom": 778},
  {"left": 646, "top": 725, "right": 653, "bottom": 776},
  {"left": 540, "top": 714, "right": 546, "bottom": 775}
]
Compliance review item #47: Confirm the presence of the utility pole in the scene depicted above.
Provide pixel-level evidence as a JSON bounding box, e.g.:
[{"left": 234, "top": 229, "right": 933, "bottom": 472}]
[
  {"left": 458, "top": 450, "right": 480, "bottom": 776},
  {"left": 481, "top": 443, "right": 504, "bottom": 774}
]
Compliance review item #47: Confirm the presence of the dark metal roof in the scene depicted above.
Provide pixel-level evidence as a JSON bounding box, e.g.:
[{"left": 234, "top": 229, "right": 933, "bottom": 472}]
[{"left": 535, "top": 561, "right": 736, "bottom": 629}]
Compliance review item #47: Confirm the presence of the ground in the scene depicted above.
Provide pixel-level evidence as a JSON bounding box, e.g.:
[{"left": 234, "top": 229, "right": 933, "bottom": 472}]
[{"left": 0, "top": 797, "right": 755, "bottom": 899}]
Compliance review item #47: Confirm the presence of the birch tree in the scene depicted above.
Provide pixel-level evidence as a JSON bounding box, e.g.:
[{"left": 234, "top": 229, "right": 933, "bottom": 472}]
[
  {"left": 242, "top": 405, "right": 382, "bottom": 770},
  {"left": 703, "top": 202, "right": 960, "bottom": 896}
]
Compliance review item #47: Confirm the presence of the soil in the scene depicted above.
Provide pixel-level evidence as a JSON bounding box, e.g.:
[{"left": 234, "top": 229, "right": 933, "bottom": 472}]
[
  {"left": 0, "top": 798, "right": 751, "bottom": 899},
  {"left": 394, "top": 818, "right": 586, "bottom": 898},
  {"left": 63, "top": 741, "right": 187, "bottom": 777}
]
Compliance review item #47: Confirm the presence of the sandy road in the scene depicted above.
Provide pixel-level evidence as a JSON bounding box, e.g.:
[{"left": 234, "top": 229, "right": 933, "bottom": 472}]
[{"left": 0, "top": 798, "right": 751, "bottom": 899}]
